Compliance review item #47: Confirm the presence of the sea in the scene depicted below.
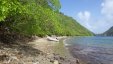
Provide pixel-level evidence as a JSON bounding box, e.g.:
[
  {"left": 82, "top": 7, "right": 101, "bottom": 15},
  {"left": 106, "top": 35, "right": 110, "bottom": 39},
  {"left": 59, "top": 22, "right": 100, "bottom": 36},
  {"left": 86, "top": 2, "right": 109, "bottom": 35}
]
[{"left": 65, "top": 36, "right": 113, "bottom": 64}]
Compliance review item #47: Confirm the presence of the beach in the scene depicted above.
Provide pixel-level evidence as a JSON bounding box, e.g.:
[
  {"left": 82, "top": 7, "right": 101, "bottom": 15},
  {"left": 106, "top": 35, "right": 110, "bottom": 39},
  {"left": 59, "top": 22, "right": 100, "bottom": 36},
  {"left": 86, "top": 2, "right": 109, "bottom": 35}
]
[{"left": 0, "top": 36, "right": 78, "bottom": 64}]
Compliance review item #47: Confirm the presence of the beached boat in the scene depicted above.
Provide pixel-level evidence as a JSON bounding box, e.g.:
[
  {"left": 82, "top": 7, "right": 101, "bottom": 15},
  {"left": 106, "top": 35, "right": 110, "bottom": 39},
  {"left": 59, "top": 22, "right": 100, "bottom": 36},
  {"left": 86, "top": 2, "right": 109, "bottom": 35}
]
[{"left": 47, "top": 36, "right": 59, "bottom": 42}]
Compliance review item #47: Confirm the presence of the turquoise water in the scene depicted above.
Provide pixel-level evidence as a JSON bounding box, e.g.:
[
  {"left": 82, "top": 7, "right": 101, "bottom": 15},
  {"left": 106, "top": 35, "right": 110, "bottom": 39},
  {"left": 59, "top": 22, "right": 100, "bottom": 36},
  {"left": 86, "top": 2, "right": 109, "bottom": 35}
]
[{"left": 66, "top": 36, "right": 113, "bottom": 64}]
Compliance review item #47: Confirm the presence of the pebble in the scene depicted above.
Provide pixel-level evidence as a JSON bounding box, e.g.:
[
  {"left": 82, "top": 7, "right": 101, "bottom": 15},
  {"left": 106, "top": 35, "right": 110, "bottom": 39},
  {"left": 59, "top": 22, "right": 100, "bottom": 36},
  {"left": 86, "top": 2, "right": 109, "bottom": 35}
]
[{"left": 54, "top": 60, "right": 59, "bottom": 64}]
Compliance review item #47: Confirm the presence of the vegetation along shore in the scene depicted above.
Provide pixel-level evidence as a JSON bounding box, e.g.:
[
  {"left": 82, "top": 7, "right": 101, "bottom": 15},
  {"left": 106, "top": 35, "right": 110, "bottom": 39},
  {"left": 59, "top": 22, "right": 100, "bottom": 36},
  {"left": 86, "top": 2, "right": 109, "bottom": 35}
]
[{"left": 0, "top": 0, "right": 93, "bottom": 64}]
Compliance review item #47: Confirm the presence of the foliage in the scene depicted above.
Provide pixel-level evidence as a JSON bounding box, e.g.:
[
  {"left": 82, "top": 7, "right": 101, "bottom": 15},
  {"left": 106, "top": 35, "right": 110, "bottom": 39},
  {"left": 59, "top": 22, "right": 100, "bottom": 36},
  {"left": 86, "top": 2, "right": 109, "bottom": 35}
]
[
  {"left": 0, "top": 0, "right": 23, "bottom": 21},
  {"left": 0, "top": 0, "right": 93, "bottom": 37},
  {"left": 48, "top": 0, "right": 61, "bottom": 11}
]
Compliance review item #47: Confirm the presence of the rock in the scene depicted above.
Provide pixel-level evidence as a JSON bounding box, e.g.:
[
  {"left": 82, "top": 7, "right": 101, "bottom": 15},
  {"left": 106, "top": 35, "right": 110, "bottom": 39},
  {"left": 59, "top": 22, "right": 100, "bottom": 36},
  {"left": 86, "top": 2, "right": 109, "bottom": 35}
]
[
  {"left": 33, "top": 62, "right": 39, "bottom": 64},
  {"left": 59, "top": 57, "right": 65, "bottom": 60},
  {"left": 54, "top": 60, "right": 59, "bottom": 64},
  {"left": 0, "top": 55, "right": 8, "bottom": 61},
  {"left": 50, "top": 59, "right": 54, "bottom": 63},
  {"left": 76, "top": 59, "right": 80, "bottom": 64}
]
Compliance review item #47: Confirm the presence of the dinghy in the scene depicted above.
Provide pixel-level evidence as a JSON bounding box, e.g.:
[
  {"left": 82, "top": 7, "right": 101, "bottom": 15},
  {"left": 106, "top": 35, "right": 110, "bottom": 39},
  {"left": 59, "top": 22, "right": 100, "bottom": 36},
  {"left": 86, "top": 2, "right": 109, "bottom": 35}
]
[{"left": 47, "top": 36, "right": 59, "bottom": 42}]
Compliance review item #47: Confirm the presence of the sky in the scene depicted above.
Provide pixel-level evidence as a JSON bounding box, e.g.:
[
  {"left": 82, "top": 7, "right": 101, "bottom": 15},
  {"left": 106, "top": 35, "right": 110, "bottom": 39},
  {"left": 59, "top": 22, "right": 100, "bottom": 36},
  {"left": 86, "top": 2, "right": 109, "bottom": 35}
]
[{"left": 60, "top": 0, "right": 113, "bottom": 34}]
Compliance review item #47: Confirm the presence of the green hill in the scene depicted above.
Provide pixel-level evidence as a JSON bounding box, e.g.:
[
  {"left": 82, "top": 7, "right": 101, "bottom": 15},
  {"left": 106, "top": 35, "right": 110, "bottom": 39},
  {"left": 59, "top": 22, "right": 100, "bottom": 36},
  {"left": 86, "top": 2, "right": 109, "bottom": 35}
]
[
  {"left": 0, "top": 0, "right": 93, "bottom": 37},
  {"left": 103, "top": 26, "right": 113, "bottom": 36}
]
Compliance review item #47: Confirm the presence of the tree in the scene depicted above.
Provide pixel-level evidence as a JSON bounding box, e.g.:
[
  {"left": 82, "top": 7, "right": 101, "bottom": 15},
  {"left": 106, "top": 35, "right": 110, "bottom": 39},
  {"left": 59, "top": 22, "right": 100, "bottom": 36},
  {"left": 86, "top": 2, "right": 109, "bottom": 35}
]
[{"left": 48, "top": 0, "right": 61, "bottom": 11}]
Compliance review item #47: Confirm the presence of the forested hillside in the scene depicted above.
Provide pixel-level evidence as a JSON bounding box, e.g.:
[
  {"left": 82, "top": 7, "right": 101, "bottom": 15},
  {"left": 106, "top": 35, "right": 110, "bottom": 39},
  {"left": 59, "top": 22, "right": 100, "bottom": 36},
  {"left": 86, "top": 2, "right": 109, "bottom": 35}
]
[
  {"left": 103, "top": 26, "right": 113, "bottom": 36},
  {"left": 0, "top": 0, "right": 93, "bottom": 37}
]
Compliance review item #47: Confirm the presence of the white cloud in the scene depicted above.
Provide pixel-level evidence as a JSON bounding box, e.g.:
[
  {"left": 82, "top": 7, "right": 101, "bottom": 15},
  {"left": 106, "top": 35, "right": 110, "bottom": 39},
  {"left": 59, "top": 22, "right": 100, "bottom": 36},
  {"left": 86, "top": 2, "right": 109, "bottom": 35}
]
[
  {"left": 77, "top": 10, "right": 113, "bottom": 34},
  {"left": 100, "top": 0, "right": 113, "bottom": 33},
  {"left": 77, "top": 11, "right": 91, "bottom": 29},
  {"left": 90, "top": 0, "right": 113, "bottom": 33},
  {"left": 89, "top": 20, "right": 110, "bottom": 33},
  {"left": 78, "top": 11, "right": 91, "bottom": 21},
  {"left": 76, "top": 0, "right": 113, "bottom": 34},
  {"left": 101, "top": 0, "right": 113, "bottom": 20}
]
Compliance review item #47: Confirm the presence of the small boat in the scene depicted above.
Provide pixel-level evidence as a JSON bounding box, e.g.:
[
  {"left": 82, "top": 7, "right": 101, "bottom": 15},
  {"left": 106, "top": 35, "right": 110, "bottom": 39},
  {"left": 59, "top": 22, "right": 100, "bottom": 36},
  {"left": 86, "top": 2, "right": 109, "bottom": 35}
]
[{"left": 47, "top": 36, "right": 59, "bottom": 42}]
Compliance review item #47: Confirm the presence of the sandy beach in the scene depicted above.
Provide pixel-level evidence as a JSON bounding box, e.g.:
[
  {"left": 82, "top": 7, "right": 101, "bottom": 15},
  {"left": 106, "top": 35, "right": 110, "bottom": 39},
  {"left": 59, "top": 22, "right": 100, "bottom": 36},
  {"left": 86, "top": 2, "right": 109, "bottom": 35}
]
[{"left": 0, "top": 36, "right": 78, "bottom": 64}]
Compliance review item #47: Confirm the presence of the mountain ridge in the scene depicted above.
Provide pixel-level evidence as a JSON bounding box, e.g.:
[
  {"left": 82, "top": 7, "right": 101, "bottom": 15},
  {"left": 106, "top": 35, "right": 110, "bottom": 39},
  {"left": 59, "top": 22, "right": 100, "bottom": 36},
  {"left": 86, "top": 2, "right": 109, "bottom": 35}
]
[{"left": 103, "top": 26, "right": 113, "bottom": 36}]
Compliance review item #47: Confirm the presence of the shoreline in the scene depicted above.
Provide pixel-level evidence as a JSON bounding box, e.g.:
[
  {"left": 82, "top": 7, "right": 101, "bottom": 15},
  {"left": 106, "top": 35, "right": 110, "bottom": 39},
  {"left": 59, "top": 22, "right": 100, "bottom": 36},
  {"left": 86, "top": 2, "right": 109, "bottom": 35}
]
[
  {"left": 62, "top": 37, "right": 82, "bottom": 64},
  {"left": 0, "top": 36, "right": 78, "bottom": 64},
  {"left": 52, "top": 37, "right": 78, "bottom": 64},
  {"left": 63, "top": 37, "right": 87, "bottom": 64}
]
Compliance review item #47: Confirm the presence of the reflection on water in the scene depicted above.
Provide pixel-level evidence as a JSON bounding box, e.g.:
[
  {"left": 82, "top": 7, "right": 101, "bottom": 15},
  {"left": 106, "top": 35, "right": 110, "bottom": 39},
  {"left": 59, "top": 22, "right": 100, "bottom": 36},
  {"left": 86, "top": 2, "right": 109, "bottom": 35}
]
[{"left": 66, "top": 37, "right": 113, "bottom": 64}]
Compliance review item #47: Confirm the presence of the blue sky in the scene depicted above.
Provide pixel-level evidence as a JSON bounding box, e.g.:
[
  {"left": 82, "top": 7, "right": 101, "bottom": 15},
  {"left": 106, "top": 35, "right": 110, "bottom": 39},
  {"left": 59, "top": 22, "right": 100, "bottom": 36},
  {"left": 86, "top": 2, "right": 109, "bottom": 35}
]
[{"left": 60, "top": 0, "right": 113, "bottom": 34}]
